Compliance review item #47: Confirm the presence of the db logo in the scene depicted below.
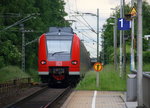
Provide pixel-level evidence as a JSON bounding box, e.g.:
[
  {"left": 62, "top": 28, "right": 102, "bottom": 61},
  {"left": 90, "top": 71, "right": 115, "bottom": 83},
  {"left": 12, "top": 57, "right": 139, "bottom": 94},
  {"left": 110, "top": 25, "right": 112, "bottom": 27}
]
[{"left": 56, "top": 61, "right": 62, "bottom": 66}]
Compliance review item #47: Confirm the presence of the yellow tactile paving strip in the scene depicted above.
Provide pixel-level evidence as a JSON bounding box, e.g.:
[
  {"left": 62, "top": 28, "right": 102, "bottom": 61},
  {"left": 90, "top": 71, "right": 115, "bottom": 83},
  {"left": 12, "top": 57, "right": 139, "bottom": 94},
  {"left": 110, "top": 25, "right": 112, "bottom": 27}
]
[{"left": 61, "top": 91, "right": 126, "bottom": 108}]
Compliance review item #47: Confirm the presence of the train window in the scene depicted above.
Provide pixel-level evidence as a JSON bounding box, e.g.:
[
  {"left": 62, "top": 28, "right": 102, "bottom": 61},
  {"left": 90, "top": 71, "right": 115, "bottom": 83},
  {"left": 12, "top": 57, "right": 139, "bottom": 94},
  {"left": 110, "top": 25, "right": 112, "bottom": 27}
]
[{"left": 47, "top": 40, "right": 72, "bottom": 54}]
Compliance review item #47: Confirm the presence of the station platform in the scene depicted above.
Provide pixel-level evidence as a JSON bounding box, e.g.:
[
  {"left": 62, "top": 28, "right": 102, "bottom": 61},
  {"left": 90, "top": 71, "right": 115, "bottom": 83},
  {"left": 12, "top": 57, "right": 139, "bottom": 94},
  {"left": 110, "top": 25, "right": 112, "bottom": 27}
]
[{"left": 61, "top": 90, "right": 137, "bottom": 108}]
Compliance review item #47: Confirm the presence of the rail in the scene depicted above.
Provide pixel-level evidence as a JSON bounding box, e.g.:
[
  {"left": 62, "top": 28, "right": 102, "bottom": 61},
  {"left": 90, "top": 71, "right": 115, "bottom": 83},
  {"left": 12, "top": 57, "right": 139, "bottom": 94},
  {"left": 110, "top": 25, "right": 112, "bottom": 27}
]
[
  {"left": 131, "top": 70, "right": 150, "bottom": 108},
  {"left": 0, "top": 77, "right": 32, "bottom": 107},
  {"left": 7, "top": 86, "right": 72, "bottom": 108},
  {"left": 43, "top": 86, "right": 72, "bottom": 108}
]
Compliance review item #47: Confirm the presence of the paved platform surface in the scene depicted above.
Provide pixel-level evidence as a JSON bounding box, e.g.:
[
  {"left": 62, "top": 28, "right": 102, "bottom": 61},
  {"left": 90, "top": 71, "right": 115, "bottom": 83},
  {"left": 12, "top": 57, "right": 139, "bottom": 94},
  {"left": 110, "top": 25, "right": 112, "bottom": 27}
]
[
  {"left": 61, "top": 91, "right": 136, "bottom": 108},
  {"left": 122, "top": 92, "right": 137, "bottom": 108}
]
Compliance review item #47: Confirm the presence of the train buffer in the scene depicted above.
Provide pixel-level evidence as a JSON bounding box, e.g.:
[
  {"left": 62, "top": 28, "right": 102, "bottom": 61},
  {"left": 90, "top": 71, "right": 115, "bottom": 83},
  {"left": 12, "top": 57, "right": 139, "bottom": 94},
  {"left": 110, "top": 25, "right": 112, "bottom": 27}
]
[{"left": 61, "top": 90, "right": 137, "bottom": 108}]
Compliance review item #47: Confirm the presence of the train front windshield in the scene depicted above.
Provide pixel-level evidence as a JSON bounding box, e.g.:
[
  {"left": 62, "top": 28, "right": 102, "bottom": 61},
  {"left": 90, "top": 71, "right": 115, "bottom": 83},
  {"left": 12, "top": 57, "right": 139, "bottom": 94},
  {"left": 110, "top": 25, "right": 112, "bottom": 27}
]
[{"left": 47, "top": 40, "right": 72, "bottom": 54}]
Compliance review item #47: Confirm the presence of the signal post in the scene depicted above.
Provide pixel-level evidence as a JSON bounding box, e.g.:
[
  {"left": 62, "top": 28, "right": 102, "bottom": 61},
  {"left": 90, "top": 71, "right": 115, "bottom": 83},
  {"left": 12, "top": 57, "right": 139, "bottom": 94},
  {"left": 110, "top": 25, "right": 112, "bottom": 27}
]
[{"left": 93, "top": 62, "right": 103, "bottom": 88}]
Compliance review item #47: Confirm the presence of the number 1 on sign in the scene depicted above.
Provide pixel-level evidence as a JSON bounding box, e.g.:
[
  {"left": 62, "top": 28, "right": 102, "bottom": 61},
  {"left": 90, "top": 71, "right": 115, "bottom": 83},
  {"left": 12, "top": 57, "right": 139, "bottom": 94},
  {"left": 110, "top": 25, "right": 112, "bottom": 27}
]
[
  {"left": 130, "top": 21, "right": 132, "bottom": 28},
  {"left": 119, "top": 19, "right": 123, "bottom": 28}
]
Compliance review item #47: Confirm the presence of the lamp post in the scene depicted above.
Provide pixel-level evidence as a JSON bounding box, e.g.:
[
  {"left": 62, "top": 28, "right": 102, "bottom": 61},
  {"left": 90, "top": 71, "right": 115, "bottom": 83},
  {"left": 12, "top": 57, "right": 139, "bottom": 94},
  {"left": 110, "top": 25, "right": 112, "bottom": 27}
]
[
  {"left": 131, "top": 0, "right": 136, "bottom": 71},
  {"left": 97, "top": 9, "right": 99, "bottom": 62},
  {"left": 137, "top": 0, "right": 143, "bottom": 107},
  {"left": 110, "top": 8, "right": 118, "bottom": 70},
  {"left": 96, "top": 8, "right": 100, "bottom": 88},
  {"left": 110, "top": 21, "right": 117, "bottom": 70}
]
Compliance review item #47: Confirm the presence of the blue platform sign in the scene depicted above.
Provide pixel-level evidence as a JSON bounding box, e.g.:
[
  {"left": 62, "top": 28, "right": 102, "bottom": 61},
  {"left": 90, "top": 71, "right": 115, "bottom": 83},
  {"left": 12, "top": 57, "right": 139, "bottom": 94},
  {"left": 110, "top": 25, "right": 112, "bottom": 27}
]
[{"left": 118, "top": 18, "right": 131, "bottom": 30}]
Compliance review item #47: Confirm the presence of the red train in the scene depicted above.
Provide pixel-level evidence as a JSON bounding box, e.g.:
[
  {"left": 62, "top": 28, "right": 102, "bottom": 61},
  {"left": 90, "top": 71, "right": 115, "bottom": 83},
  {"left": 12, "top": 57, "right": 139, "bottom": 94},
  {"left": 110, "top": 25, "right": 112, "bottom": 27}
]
[{"left": 38, "top": 27, "right": 91, "bottom": 86}]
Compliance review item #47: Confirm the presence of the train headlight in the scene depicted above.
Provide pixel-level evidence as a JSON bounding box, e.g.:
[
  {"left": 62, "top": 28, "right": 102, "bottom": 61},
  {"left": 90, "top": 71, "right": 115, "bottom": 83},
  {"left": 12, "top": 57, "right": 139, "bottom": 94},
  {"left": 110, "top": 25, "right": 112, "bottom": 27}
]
[
  {"left": 40, "top": 60, "right": 46, "bottom": 65},
  {"left": 71, "top": 60, "right": 78, "bottom": 65}
]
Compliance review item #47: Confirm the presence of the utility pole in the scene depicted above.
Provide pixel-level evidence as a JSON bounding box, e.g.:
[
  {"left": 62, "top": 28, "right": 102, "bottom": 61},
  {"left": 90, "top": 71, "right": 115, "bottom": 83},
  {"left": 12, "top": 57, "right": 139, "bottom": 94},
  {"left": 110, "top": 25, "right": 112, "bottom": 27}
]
[
  {"left": 110, "top": 8, "right": 118, "bottom": 70},
  {"left": 122, "top": 0, "right": 126, "bottom": 79},
  {"left": 122, "top": 0, "right": 126, "bottom": 78},
  {"left": 97, "top": 8, "right": 99, "bottom": 63},
  {"left": 0, "top": 14, "right": 39, "bottom": 72},
  {"left": 96, "top": 8, "right": 100, "bottom": 88},
  {"left": 20, "top": 24, "right": 25, "bottom": 72},
  {"left": 102, "top": 38, "right": 105, "bottom": 65},
  {"left": 114, "top": 16, "right": 118, "bottom": 70},
  {"left": 101, "top": 28, "right": 105, "bottom": 65},
  {"left": 110, "top": 21, "right": 118, "bottom": 70},
  {"left": 112, "top": 15, "right": 118, "bottom": 70},
  {"left": 20, "top": 24, "right": 34, "bottom": 72},
  {"left": 131, "top": 0, "right": 135, "bottom": 70},
  {"left": 120, "top": 0, "right": 123, "bottom": 77},
  {"left": 123, "top": 35, "right": 127, "bottom": 79},
  {"left": 137, "top": 0, "right": 143, "bottom": 107}
]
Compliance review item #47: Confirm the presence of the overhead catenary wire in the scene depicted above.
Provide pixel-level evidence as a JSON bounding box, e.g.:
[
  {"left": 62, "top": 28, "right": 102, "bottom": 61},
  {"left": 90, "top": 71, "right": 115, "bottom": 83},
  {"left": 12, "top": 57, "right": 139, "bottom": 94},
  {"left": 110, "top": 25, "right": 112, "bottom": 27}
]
[
  {"left": 0, "top": 13, "right": 39, "bottom": 32},
  {"left": 80, "top": 32, "right": 101, "bottom": 47},
  {"left": 71, "top": 14, "right": 102, "bottom": 58},
  {"left": 85, "top": 43, "right": 97, "bottom": 51},
  {"left": 0, "top": 13, "right": 21, "bottom": 17},
  {"left": 71, "top": 15, "right": 97, "bottom": 34},
  {"left": 72, "top": 19, "right": 98, "bottom": 43},
  {"left": 67, "top": 10, "right": 99, "bottom": 43},
  {"left": 64, "top": 2, "right": 102, "bottom": 58},
  {"left": 73, "top": 23, "right": 102, "bottom": 45},
  {"left": 80, "top": 15, "right": 97, "bottom": 34},
  {"left": 65, "top": 7, "right": 113, "bottom": 14},
  {"left": 65, "top": 6, "right": 99, "bottom": 35},
  {"left": 80, "top": 32, "right": 96, "bottom": 42}
]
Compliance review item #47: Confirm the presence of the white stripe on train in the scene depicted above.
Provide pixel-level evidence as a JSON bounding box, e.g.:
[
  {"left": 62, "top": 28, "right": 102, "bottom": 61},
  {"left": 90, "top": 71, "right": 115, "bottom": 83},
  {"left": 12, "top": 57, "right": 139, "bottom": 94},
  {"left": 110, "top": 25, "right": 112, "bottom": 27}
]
[{"left": 38, "top": 71, "right": 80, "bottom": 75}]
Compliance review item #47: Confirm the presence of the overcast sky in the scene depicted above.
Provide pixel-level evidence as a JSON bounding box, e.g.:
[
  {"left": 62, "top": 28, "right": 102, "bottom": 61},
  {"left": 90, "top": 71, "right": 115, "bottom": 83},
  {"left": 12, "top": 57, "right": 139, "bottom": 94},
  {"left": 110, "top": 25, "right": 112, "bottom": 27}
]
[{"left": 64, "top": 0, "right": 150, "bottom": 58}]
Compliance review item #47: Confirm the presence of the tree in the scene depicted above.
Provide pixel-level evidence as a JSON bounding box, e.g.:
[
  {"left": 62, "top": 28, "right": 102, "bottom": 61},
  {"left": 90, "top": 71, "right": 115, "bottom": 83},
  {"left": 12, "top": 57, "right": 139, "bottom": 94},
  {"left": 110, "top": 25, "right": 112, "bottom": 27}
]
[
  {"left": 101, "top": 1, "right": 150, "bottom": 64},
  {"left": 0, "top": 0, "right": 70, "bottom": 70}
]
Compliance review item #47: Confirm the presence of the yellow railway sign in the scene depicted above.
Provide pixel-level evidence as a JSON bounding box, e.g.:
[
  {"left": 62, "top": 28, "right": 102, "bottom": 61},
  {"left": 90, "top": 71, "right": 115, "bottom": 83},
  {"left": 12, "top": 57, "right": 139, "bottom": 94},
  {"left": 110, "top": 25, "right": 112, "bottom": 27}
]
[
  {"left": 130, "top": 7, "right": 137, "bottom": 17},
  {"left": 93, "top": 62, "right": 103, "bottom": 72}
]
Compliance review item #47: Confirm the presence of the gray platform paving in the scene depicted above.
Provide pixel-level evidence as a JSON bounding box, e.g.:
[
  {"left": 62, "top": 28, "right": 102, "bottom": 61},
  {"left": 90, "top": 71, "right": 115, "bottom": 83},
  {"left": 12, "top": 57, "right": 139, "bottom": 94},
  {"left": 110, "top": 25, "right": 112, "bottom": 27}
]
[
  {"left": 61, "top": 90, "right": 137, "bottom": 108},
  {"left": 122, "top": 92, "right": 137, "bottom": 108},
  {"left": 61, "top": 90, "right": 138, "bottom": 108}
]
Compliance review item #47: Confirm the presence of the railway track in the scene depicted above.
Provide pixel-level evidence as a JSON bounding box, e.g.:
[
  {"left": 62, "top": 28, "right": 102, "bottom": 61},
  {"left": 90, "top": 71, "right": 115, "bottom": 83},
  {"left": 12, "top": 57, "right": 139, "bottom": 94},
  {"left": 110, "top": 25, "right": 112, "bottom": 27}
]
[{"left": 7, "top": 86, "right": 72, "bottom": 108}]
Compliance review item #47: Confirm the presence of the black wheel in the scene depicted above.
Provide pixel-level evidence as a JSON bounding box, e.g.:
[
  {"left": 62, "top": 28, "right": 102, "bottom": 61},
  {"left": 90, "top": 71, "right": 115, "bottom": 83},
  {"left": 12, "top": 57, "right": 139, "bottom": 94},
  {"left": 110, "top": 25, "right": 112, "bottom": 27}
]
[{"left": 48, "top": 78, "right": 54, "bottom": 87}]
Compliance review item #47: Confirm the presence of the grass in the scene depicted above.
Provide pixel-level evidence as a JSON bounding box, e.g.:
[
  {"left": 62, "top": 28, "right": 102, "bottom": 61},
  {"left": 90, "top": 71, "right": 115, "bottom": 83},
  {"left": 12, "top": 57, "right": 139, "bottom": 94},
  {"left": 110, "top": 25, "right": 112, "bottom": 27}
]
[
  {"left": 100, "top": 65, "right": 126, "bottom": 91},
  {"left": 0, "top": 66, "right": 29, "bottom": 83},
  {"left": 76, "top": 63, "right": 150, "bottom": 91},
  {"left": 76, "top": 64, "right": 126, "bottom": 91},
  {"left": 26, "top": 69, "right": 40, "bottom": 82},
  {"left": 143, "top": 63, "right": 150, "bottom": 72},
  {"left": 76, "top": 71, "right": 97, "bottom": 90}
]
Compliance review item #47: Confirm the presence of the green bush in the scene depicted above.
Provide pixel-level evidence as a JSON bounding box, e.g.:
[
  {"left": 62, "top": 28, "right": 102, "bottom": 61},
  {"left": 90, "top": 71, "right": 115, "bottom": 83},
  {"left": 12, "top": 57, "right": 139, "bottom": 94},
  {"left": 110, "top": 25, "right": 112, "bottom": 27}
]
[
  {"left": 0, "top": 66, "right": 29, "bottom": 83},
  {"left": 26, "top": 69, "right": 40, "bottom": 82},
  {"left": 0, "top": 56, "right": 5, "bottom": 68},
  {"left": 143, "top": 51, "right": 150, "bottom": 63}
]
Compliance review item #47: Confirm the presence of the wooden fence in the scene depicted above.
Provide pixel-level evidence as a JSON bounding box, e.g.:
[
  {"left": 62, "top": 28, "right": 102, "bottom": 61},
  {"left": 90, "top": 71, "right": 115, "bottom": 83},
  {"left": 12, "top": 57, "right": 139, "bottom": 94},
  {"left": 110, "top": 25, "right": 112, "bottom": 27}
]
[{"left": 0, "top": 78, "right": 32, "bottom": 107}]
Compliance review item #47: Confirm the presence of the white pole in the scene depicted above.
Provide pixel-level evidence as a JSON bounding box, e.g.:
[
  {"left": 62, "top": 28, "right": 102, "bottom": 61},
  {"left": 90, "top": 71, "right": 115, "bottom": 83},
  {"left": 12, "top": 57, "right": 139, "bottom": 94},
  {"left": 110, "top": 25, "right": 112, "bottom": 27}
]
[
  {"left": 96, "top": 8, "right": 99, "bottom": 88},
  {"left": 137, "top": 0, "right": 143, "bottom": 107},
  {"left": 120, "top": 0, "right": 123, "bottom": 77},
  {"left": 131, "top": 0, "right": 135, "bottom": 71}
]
